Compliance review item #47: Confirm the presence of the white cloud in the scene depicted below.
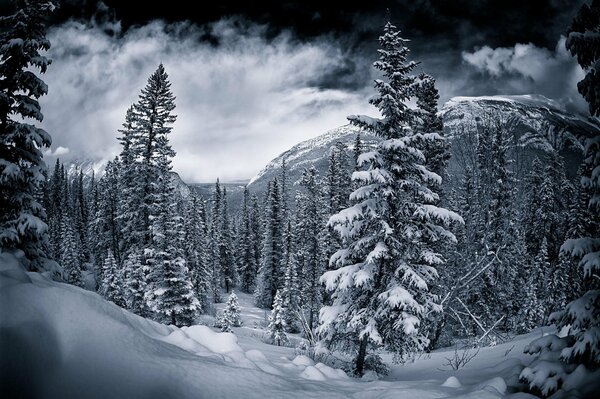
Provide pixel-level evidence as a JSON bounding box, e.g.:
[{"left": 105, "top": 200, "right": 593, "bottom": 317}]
[
  {"left": 461, "top": 37, "right": 587, "bottom": 112},
  {"left": 40, "top": 19, "right": 373, "bottom": 182},
  {"left": 43, "top": 146, "right": 70, "bottom": 157}
]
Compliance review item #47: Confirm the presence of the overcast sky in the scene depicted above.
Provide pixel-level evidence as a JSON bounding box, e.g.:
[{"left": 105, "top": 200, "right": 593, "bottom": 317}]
[{"left": 6, "top": 0, "right": 589, "bottom": 182}]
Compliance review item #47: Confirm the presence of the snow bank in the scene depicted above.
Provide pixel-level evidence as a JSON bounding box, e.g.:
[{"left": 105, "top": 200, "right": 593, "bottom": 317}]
[{"left": 0, "top": 256, "right": 341, "bottom": 398}]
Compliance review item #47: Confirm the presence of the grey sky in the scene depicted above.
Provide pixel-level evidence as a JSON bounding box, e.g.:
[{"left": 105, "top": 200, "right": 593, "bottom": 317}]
[{"left": 39, "top": 17, "right": 585, "bottom": 183}]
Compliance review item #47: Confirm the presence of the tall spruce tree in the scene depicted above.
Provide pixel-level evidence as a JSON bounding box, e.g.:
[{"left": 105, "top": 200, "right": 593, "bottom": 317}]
[
  {"left": 237, "top": 187, "right": 258, "bottom": 292},
  {"left": 256, "top": 178, "right": 285, "bottom": 308},
  {"left": 318, "top": 22, "right": 462, "bottom": 375},
  {"left": 297, "top": 167, "right": 326, "bottom": 331},
  {"left": 0, "top": 0, "right": 55, "bottom": 271}
]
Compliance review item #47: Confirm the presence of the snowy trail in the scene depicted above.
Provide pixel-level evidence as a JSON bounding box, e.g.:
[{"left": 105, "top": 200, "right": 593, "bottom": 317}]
[{"left": 0, "top": 259, "right": 547, "bottom": 398}]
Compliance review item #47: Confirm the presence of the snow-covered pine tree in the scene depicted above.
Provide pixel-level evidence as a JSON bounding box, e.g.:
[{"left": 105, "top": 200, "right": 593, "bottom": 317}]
[
  {"left": 220, "top": 188, "right": 237, "bottom": 293},
  {"left": 237, "top": 187, "right": 258, "bottom": 293},
  {"left": 324, "top": 142, "right": 352, "bottom": 274},
  {"left": 144, "top": 142, "right": 200, "bottom": 326},
  {"left": 209, "top": 179, "right": 223, "bottom": 302},
  {"left": 0, "top": 0, "right": 55, "bottom": 271},
  {"left": 218, "top": 292, "right": 242, "bottom": 332},
  {"left": 413, "top": 72, "right": 448, "bottom": 179},
  {"left": 281, "top": 217, "right": 301, "bottom": 332},
  {"left": 249, "top": 193, "right": 262, "bottom": 286},
  {"left": 353, "top": 133, "right": 363, "bottom": 172},
  {"left": 297, "top": 167, "right": 326, "bottom": 331},
  {"left": 318, "top": 21, "right": 462, "bottom": 376},
  {"left": 89, "top": 159, "right": 122, "bottom": 270},
  {"left": 131, "top": 64, "right": 177, "bottom": 249},
  {"left": 268, "top": 290, "right": 289, "bottom": 346},
  {"left": 123, "top": 250, "right": 148, "bottom": 316},
  {"left": 516, "top": 239, "right": 548, "bottom": 333},
  {"left": 117, "top": 106, "right": 144, "bottom": 258},
  {"left": 184, "top": 193, "right": 210, "bottom": 311},
  {"left": 100, "top": 250, "right": 125, "bottom": 307},
  {"left": 256, "top": 178, "right": 285, "bottom": 308},
  {"left": 60, "top": 213, "right": 83, "bottom": 287},
  {"left": 520, "top": 5, "right": 600, "bottom": 395}
]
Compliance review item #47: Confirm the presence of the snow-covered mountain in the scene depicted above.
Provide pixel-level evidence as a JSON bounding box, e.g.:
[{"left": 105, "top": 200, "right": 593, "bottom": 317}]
[
  {"left": 247, "top": 124, "right": 378, "bottom": 196},
  {"left": 247, "top": 94, "right": 600, "bottom": 195},
  {"left": 63, "top": 158, "right": 108, "bottom": 179},
  {"left": 441, "top": 94, "right": 599, "bottom": 153}
]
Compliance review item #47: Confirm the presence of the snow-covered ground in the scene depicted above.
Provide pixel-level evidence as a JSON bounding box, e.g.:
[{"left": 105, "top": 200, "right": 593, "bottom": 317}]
[{"left": 1, "top": 256, "right": 597, "bottom": 398}]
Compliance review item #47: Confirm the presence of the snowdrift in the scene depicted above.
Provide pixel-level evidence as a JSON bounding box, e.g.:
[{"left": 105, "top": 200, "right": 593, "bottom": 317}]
[
  {"left": 0, "top": 255, "right": 337, "bottom": 399},
  {"left": 3, "top": 254, "right": 599, "bottom": 398}
]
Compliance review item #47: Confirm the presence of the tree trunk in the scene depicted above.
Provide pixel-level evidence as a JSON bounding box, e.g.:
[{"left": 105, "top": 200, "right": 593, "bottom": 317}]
[{"left": 355, "top": 335, "right": 368, "bottom": 377}]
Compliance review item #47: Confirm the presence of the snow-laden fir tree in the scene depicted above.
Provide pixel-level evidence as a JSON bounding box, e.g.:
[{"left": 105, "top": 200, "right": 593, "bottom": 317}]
[
  {"left": 297, "top": 167, "right": 326, "bottom": 331},
  {"left": 117, "top": 106, "right": 144, "bottom": 257},
  {"left": 220, "top": 188, "right": 237, "bottom": 293},
  {"left": 324, "top": 142, "right": 352, "bottom": 274},
  {"left": 520, "top": 4, "right": 600, "bottom": 395},
  {"left": 255, "top": 178, "right": 285, "bottom": 308},
  {"left": 89, "top": 159, "right": 121, "bottom": 269},
  {"left": 237, "top": 187, "right": 258, "bottom": 293},
  {"left": 516, "top": 240, "right": 547, "bottom": 333},
  {"left": 209, "top": 179, "right": 223, "bottom": 302},
  {"left": 123, "top": 250, "right": 148, "bottom": 317},
  {"left": 131, "top": 64, "right": 177, "bottom": 249},
  {"left": 268, "top": 290, "right": 289, "bottom": 346},
  {"left": 281, "top": 218, "right": 301, "bottom": 332},
  {"left": 100, "top": 251, "right": 124, "bottom": 307},
  {"left": 144, "top": 149, "right": 200, "bottom": 326},
  {"left": 217, "top": 292, "right": 242, "bottom": 332},
  {"left": 413, "top": 72, "right": 448, "bottom": 179},
  {"left": 317, "top": 21, "right": 462, "bottom": 376},
  {"left": 184, "top": 193, "right": 211, "bottom": 310},
  {"left": 60, "top": 214, "right": 83, "bottom": 287},
  {"left": 0, "top": 0, "right": 55, "bottom": 271}
]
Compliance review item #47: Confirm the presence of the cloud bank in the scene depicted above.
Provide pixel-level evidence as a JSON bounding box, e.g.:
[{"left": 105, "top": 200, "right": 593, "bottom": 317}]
[
  {"left": 461, "top": 37, "right": 586, "bottom": 112},
  {"left": 41, "top": 19, "right": 373, "bottom": 182}
]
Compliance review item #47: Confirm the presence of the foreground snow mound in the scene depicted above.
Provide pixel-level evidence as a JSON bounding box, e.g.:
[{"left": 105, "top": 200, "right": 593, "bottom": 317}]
[{"left": 0, "top": 257, "right": 343, "bottom": 398}]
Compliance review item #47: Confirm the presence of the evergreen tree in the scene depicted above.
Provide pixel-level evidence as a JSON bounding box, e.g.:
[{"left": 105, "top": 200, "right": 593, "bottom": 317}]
[
  {"left": 90, "top": 159, "right": 121, "bottom": 268},
  {"left": 130, "top": 64, "right": 177, "bottom": 249},
  {"left": 209, "top": 179, "right": 223, "bottom": 302},
  {"left": 0, "top": 0, "right": 55, "bottom": 271},
  {"left": 256, "top": 178, "right": 285, "bottom": 308},
  {"left": 268, "top": 290, "right": 289, "bottom": 346},
  {"left": 318, "top": 22, "right": 461, "bottom": 375},
  {"left": 281, "top": 218, "right": 301, "bottom": 332},
  {"left": 100, "top": 251, "right": 124, "bottom": 307},
  {"left": 353, "top": 133, "right": 363, "bottom": 172},
  {"left": 60, "top": 213, "right": 83, "bottom": 287},
  {"left": 122, "top": 250, "right": 148, "bottom": 316},
  {"left": 237, "top": 187, "right": 258, "bottom": 293},
  {"left": 297, "top": 167, "right": 326, "bottom": 331},
  {"left": 413, "top": 72, "right": 448, "bottom": 178},
  {"left": 145, "top": 151, "right": 200, "bottom": 326},
  {"left": 218, "top": 292, "right": 242, "bottom": 332},
  {"left": 220, "top": 188, "right": 237, "bottom": 292},
  {"left": 184, "top": 193, "right": 210, "bottom": 310}
]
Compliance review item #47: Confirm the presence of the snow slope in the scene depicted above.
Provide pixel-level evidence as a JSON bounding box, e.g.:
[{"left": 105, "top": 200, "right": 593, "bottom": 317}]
[{"left": 2, "top": 255, "right": 598, "bottom": 398}]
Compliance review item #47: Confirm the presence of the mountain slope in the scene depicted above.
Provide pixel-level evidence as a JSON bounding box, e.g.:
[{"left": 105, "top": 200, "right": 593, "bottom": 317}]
[{"left": 248, "top": 94, "right": 600, "bottom": 196}]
